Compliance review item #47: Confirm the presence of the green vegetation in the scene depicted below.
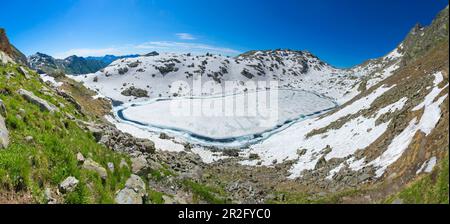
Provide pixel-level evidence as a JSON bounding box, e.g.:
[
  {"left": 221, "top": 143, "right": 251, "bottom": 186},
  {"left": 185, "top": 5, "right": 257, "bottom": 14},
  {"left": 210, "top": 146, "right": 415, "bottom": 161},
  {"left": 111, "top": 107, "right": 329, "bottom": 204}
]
[
  {"left": 267, "top": 189, "right": 364, "bottom": 204},
  {"left": 147, "top": 189, "right": 165, "bottom": 204},
  {"left": 149, "top": 168, "right": 174, "bottom": 182},
  {"left": 182, "top": 179, "right": 228, "bottom": 204},
  {"left": 0, "top": 63, "right": 131, "bottom": 203},
  {"left": 385, "top": 153, "right": 449, "bottom": 204}
]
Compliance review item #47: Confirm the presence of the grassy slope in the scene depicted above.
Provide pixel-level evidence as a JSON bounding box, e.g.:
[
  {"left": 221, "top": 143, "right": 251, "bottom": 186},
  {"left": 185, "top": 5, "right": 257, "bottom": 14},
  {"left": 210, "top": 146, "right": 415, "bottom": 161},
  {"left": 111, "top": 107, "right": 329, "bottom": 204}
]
[
  {"left": 385, "top": 153, "right": 449, "bottom": 204},
  {"left": 0, "top": 63, "right": 131, "bottom": 203}
]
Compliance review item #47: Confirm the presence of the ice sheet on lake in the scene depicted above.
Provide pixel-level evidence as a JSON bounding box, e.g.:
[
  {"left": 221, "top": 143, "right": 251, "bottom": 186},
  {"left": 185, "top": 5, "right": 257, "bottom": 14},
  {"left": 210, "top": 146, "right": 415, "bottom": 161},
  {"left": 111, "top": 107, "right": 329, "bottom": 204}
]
[{"left": 116, "top": 89, "right": 336, "bottom": 141}]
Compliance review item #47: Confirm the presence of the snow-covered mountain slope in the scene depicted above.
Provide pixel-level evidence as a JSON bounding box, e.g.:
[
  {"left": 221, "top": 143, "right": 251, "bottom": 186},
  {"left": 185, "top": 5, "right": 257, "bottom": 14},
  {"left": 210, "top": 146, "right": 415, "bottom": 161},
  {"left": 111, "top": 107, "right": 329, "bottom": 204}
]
[
  {"left": 242, "top": 6, "right": 449, "bottom": 181},
  {"left": 71, "top": 5, "right": 448, "bottom": 187},
  {"left": 72, "top": 47, "right": 403, "bottom": 105}
]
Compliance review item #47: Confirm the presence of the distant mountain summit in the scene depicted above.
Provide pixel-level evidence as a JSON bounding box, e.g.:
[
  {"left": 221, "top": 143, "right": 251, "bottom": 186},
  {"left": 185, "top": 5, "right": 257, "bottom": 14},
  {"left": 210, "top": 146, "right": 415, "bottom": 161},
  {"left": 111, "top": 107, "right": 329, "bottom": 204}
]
[{"left": 28, "top": 53, "right": 140, "bottom": 75}]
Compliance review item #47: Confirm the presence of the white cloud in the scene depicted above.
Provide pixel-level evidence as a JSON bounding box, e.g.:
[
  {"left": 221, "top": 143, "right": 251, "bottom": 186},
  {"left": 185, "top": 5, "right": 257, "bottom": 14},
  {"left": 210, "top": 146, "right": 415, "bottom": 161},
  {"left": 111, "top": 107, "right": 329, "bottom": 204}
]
[
  {"left": 55, "top": 41, "right": 240, "bottom": 58},
  {"left": 175, "top": 33, "right": 196, "bottom": 40}
]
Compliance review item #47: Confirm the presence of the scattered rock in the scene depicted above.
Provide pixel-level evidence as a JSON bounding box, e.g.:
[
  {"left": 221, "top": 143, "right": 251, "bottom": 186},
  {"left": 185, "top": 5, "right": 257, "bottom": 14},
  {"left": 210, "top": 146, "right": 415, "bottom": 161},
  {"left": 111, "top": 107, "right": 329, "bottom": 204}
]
[
  {"left": 358, "top": 174, "right": 371, "bottom": 182},
  {"left": 118, "top": 67, "right": 129, "bottom": 75},
  {"left": 76, "top": 152, "right": 85, "bottom": 163},
  {"left": 86, "top": 125, "right": 103, "bottom": 142},
  {"left": 222, "top": 148, "right": 240, "bottom": 157},
  {"left": 18, "top": 66, "right": 31, "bottom": 79},
  {"left": 115, "top": 188, "right": 143, "bottom": 204},
  {"left": 59, "top": 176, "right": 79, "bottom": 193},
  {"left": 315, "top": 156, "right": 327, "bottom": 169},
  {"left": 25, "top": 136, "right": 34, "bottom": 143},
  {"left": 136, "top": 139, "right": 156, "bottom": 154},
  {"left": 159, "top": 133, "right": 170, "bottom": 139},
  {"left": 125, "top": 174, "right": 146, "bottom": 196},
  {"left": 297, "top": 148, "right": 307, "bottom": 156},
  {"left": 115, "top": 175, "right": 146, "bottom": 204},
  {"left": 44, "top": 188, "right": 57, "bottom": 204},
  {"left": 82, "top": 158, "right": 108, "bottom": 180},
  {"left": 121, "top": 86, "right": 148, "bottom": 98},
  {"left": 131, "top": 155, "right": 149, "bottom": 174},
  {"left": 249, "top": 153, "right": 260, "bottom": 160},
  {"left": 107, "top": 162, "right": 115, "bottom": 172},
  {"left": 17, "top": 89, "right": 59, "bottom": 112}
]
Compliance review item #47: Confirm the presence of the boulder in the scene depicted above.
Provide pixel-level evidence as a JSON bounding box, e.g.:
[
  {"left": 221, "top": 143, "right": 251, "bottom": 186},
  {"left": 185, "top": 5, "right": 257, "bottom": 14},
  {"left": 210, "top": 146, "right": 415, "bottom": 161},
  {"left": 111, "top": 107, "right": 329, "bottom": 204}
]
[
  {"left": 115, "top": 188, "right": 143, "bottom": 204},
  {"left": 17, "top": 89, "right": 59, "bottom": 112},
  {"left": 86, "top": 125, "right": 103, "bottom": 142},
  {"left": 0, "top": 113, "right": 9, "bottom": 149},
  {"left": 59, "top": 176, "right": 79, "bottom": 193},
  {"left": 82, "top": 158, "right": 108, "bottom": 180},
  {"left": 115, "top": 175, "right": 146, "bottom": 204},
  {"left": 120, "top": 86, "right": 148, "bottom": 98},
  {"left": 125, "top": 174, "right": 146, "bottom": 196},
  {"left": 131, "top": 155, "right": 149, "bottom": 174},
  {"left": 136, "top": 139, "right": 155, "bottom": 153},
  {"left": 18, "top": 66, "right": 31, "bottom": 79}
]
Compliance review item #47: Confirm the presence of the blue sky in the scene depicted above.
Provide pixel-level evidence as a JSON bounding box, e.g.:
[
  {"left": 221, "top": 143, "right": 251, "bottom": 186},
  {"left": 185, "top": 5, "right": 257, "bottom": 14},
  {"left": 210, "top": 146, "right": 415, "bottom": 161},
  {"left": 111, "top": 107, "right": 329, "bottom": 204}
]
[{"left": 1, "top": 0, "right": 448, "bottom": 67}]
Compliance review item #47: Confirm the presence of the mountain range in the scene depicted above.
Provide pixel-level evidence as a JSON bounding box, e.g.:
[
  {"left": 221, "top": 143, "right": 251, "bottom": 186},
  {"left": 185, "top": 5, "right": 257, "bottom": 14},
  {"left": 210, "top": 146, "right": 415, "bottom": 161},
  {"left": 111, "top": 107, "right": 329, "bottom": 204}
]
[{"left": 27, "top": 52, "right": 140, "bottom": 75}]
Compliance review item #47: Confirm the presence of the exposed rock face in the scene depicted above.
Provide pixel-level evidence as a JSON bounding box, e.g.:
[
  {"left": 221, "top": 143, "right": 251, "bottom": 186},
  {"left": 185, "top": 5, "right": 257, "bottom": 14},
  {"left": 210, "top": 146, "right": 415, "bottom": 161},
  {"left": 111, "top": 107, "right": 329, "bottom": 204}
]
[
  {"left": 82, "top": 158, "right": 108, "bottom": 180},
  {"left": 18, "top": 89, "right": 59, "bottom": 113},
  {"left": 115, "top": 174, "right": 146, "bottom": 204},
  {"left": 0, "top": 99, "right": 8, "bottom": 149},
  {"left": 401, "top": 6, "right": 449, "bottom": 62},
  {"left": 120, "top": 86, "right": 148, "bottom": 98},
  {"left": 0, "top": 28, "right": 13, "bottom": 57},
  {"left": 0, "top": 28, "right": 28, "bottom": 65},
  {"left": 85, "top": 123, "right": 155, "bottom": 154},
  {"left": 0, "top": 114, "right": 8, "bottom": 149}
]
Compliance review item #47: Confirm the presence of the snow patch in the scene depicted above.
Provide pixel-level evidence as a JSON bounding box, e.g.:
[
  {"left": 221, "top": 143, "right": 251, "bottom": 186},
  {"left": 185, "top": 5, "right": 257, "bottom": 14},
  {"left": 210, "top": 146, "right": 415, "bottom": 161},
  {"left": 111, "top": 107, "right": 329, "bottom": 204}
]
[
  {"left": 40, "top": 74, "right": 63, "bottom": 87},
  {"left": 367, "top": 71, "right": 447, "bottom": 177},
  {"left": 416, "top": 157, "right": 438, "bottom": 174}
]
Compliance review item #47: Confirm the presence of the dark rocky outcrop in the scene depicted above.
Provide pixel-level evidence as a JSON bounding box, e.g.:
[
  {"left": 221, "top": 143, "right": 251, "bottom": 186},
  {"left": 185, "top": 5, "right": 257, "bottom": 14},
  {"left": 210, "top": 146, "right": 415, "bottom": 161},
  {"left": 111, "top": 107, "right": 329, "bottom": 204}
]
[{"left": 121, "top": 86, "right": 148, "bottom": 98}]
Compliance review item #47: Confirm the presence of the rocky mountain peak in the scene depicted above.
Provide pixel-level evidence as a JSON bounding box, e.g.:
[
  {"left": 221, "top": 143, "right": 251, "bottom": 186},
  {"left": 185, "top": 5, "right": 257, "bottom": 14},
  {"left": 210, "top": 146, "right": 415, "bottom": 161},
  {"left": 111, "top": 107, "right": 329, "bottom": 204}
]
[
  {"left": 0, "top": 28, "right": 13, "bottom": 57},
  {"left": 0, "top": 28, "right": 28, "bottom": 65},
  {"left": 400, "top": 6, "right": 449, "bottom": 62}
]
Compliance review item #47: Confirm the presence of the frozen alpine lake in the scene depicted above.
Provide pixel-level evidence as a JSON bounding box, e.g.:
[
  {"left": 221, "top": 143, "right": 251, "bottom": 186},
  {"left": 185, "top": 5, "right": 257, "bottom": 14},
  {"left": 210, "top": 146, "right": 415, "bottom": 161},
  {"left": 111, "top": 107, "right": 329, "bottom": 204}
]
[{"left": 114, "top": 89, "right": 337, "bottom": 148}]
